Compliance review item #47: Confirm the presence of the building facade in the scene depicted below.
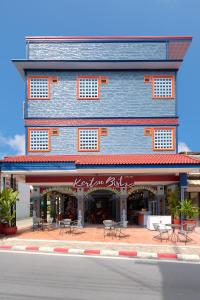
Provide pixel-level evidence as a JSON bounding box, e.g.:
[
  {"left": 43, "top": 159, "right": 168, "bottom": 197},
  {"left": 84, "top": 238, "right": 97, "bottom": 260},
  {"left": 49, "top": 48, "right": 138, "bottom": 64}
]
[{"left": 1, "top": 36, "right": 200, "bottom": 225}]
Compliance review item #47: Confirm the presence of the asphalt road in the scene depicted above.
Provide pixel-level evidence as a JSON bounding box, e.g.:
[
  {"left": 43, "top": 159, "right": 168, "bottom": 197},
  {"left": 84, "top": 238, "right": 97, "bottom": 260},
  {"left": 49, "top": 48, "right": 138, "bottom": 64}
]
[{"left": 0, "top": 252, "right": 200, "bottom": 300}]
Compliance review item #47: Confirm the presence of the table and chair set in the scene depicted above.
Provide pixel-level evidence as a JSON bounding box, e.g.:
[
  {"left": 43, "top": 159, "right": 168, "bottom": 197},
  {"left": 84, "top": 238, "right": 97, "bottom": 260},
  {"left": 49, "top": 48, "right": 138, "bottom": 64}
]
[
  {"left": 103, "top": 220, "right": 128, "bottom": 239},
  {"left": 32, "top": 217, "right": 83, "bottom": 235},
  {"left": 152, "top": 222, "right": 196, "bottom": 245}
]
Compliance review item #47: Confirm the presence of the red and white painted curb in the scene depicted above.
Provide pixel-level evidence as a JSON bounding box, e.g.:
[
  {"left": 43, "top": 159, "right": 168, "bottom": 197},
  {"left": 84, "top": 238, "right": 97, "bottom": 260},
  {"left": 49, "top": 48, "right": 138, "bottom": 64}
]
[{"left": 0, "top": 245, "right": 200, "bottom": 261}]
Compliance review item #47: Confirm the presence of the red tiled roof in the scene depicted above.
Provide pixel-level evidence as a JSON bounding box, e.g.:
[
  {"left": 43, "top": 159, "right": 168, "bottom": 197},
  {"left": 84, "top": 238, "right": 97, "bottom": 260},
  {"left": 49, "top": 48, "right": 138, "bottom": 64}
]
[{"left": 1, "top": 154, "right": 200, "bottom": 166}]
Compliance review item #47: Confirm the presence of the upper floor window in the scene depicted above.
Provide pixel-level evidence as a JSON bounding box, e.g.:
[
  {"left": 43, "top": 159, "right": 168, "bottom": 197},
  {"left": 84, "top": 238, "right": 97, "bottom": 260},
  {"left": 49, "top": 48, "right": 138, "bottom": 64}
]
[
  {"left": 28, "top": 128, "right": 50, "bottom": 152},
  {"left": 144, "top": 75, "right": 175, "bottom": 99},
  {"left": 153, "top": 128, "right": 175, "bottom": 151},
  {"left": 27, "top": 76, "right": 50, "bottom": 100},
  {"left": 77, "top": 76, "right": 100, "bottom": 100},
  {"left": 78, "top": 128, "right": 100, "bottom": 151}
]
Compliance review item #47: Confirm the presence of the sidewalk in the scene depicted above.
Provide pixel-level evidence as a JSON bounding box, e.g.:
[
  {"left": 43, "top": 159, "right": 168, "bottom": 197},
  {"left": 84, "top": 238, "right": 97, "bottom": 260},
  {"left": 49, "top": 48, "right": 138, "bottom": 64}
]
[
  {"left": 1, "top": 237, "right": 200, "bottom": 262},
  {"left": 16, "top": 217, "right": 33, "bottom": 230},
  {"left": 1, "top": 225, "right": 200, "bottom": 261}
]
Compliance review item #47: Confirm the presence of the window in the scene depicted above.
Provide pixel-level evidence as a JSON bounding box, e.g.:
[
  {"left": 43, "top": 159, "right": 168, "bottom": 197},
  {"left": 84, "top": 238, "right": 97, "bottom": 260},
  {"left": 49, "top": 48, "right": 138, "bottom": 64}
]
[
  {"left": 78, "top": 128, "right": 99, "bottom": 151},
  {"left": 152, "top": 76, "right": 174, "bottom": 99},
  {"left": 28, "top": 129, "right": 50, "bottom": 152},
  {"left": 153, "top": 128, "right": 175, "bottom": 151},
  {"left": 77, "top": 77, "right": 100, "bottom": 100},
  {"left": 28, "top": 76, "right": 50, "bottom": 100}
]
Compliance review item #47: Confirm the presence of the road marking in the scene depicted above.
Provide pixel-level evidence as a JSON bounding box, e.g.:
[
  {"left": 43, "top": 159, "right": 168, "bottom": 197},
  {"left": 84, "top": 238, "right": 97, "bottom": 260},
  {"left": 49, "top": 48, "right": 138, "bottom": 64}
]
[{"left": 0, "top": 249, "right": 200, "bottom": 265}]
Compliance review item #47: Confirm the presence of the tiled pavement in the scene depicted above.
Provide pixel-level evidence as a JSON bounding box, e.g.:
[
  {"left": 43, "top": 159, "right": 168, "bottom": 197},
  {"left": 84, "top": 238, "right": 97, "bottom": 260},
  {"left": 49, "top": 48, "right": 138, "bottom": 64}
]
[{"left": 0, "top": 225, "right": 200, "bottom": 257}]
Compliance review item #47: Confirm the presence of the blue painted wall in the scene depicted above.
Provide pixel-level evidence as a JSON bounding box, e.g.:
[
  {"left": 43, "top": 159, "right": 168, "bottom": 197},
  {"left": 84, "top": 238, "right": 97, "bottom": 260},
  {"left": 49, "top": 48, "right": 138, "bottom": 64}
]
[
  {"left": 28, "top": 41, "right": 167, "bottom": 60},
  {"left": 25, "top": 70, "right": 176, "bottom": 119},
  {"left": 26, "top": 126, "right": 177, "bottom": 155}
]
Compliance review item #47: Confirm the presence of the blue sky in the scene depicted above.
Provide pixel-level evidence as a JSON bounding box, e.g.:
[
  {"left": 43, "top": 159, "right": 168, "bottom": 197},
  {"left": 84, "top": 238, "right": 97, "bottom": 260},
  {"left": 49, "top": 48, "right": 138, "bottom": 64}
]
[{"left": 0, "top": 0, "right": 199, "bottom": 157}]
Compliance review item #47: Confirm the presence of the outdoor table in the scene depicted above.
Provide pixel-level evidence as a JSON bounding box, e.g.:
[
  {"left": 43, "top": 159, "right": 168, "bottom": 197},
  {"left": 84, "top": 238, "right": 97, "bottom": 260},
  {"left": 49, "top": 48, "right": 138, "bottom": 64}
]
[{"left": 166, "top": 224, "right": 181, "bottom": 242}]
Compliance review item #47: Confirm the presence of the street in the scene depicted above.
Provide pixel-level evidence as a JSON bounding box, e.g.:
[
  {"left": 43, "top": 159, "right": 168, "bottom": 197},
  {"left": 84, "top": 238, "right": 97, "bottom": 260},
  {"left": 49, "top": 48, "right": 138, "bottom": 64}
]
[{"left": 0, "top": 252, "right": 200, "bottom": 300}]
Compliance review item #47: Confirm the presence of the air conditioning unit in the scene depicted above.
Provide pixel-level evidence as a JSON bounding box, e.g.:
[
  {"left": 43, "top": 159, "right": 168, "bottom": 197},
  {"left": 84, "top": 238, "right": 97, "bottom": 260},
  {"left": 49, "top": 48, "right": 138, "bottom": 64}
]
[
  {"left": 144, "top": 128, "right": 152, "bottom": 136},
  {"left": 51, "top": 76, "right": 59, "bottom": 83},
  {"left": 100, "top": 128, "right": 108, "bottom": 136},
  {"left": 51, "top": 128, "right": 59, "bottom": 136},
  {"left": 144, "top": 76, "right": 151, "bottom": 83},
  {"left": 100, "top": 77, "right": 108, "bottom": 84}
]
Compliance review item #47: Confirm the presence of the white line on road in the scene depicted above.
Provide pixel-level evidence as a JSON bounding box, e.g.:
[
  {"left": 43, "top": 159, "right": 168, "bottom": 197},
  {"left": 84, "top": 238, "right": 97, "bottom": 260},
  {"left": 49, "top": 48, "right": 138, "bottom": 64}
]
[{"left": 0, "top": 249, "right": 200, "bottom": 265}]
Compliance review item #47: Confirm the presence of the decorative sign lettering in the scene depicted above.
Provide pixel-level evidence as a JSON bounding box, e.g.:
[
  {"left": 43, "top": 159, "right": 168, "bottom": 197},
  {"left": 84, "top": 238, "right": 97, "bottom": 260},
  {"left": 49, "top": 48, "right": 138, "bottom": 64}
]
[{"left": 73, "top": 176, "right": 134, "bottom": 190}]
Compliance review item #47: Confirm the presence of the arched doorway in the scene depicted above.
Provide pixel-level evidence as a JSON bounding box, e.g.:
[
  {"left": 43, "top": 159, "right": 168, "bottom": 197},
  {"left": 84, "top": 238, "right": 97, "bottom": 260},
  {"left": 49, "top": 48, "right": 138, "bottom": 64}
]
[
  {"left": 127, "top": 188, "right": 156, "bottom": 224},
  {"left": 40, "top": 188, "right": 77, "bottom": 221},
  {"left": 85, "top": 189, "right": 119, "bottom": 224}
]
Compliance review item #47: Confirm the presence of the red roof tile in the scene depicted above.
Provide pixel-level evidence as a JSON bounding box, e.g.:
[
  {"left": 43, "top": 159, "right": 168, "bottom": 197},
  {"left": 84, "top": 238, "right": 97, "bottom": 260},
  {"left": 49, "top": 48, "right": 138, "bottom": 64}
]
[{"left": 1, "top": 154, "right": 200, "bottom": 166}]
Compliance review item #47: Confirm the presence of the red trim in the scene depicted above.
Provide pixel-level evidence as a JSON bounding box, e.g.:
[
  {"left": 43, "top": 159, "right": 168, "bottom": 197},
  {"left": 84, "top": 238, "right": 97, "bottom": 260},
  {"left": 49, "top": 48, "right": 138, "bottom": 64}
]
[
  {"left": 84, "top": 249, "right": 100, "bottom": 255},
  {"left": 25, "top": 175, "right": 179, "bottom": 184},
  {"left": 158, "top": 253, "right": 177, "bottom": 259},
  {"left": 26, "top": 246, "right": 39, "bottom": 251},
  {"left": 26, "top": 36, "right": 192, "bottom": 41},
  {"left": 119, "top": 251, "right": 138, "bottom": 257},
  {"left": 54, "top": 248, "right": 68, "bottom": 253},
  {"left": 25, "top": 118, "right": 179, "bottom": 126}
]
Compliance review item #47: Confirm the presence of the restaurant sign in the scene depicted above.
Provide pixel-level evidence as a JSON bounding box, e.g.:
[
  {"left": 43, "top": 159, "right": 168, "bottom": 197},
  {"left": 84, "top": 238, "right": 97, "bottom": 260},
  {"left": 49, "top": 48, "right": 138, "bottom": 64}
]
[{"left": 73, "top": 176, "right": 134, "bottom": 190}]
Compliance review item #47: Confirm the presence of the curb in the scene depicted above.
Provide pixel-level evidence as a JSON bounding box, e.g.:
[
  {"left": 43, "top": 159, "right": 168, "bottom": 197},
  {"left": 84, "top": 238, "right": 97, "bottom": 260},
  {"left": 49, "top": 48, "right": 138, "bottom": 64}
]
[{"left": 0, "top": 245, "right": 199, "bottom": 261}]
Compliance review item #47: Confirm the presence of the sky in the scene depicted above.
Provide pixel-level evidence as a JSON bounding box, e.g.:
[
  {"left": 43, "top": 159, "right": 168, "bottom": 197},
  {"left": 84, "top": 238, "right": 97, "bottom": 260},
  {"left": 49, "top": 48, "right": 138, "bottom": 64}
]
[{"left": 0, "top": 0, "right": 199, "bottom": 158}]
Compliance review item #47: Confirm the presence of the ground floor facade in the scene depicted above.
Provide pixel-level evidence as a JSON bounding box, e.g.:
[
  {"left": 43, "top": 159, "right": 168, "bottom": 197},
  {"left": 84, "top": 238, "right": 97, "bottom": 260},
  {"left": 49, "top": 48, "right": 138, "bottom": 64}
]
[
  {"left": 28, "top": 174, "right": 180, "bottom": 226},
  {"left": 1, "top": 154, "right": 200, "bottom": 226}
]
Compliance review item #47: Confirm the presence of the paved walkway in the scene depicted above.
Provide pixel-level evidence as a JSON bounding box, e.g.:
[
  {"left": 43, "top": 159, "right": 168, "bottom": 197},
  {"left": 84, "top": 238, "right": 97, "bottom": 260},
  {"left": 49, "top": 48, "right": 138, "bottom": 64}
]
[
  {"left": 16, "top": 217, "right": 32, "bottom": 230},
  {"left": 0, "top": 225, "right": 200, "bottom": 257}
]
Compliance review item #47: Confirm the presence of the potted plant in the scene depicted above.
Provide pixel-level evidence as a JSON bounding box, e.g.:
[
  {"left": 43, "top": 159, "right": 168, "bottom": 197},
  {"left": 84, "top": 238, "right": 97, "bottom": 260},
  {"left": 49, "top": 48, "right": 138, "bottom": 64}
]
[
  {"left": 179, "top": 199, "right": 199, "bottom": 228},
  {"left": 0, "top": 188, "right": 19, "bottom": 235},
  {"left": 167, "top": 188, "right": 181, "bottom": 224}
]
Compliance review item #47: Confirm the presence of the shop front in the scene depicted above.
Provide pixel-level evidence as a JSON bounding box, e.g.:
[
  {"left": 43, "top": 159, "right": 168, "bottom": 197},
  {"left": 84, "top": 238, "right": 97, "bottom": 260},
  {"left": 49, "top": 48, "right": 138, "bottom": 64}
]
[
  {"left": 1, "top": 153, "right": 200, "bottom": 227},
  {"left": 27, "top": 174, "right": 180, "bottom": 225}
]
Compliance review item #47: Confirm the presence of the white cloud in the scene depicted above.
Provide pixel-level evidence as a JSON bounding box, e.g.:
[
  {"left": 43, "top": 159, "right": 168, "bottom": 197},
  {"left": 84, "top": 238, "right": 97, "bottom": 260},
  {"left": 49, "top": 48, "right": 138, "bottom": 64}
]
[
  {"left": 7, "top": 134, "right": 25, "bottom": 155},
  {"left": 178, "top": 142, "right": 191, "bottom": 153},
  {"left": 0, "top": 132, "right": 25, "bottom": 157}
]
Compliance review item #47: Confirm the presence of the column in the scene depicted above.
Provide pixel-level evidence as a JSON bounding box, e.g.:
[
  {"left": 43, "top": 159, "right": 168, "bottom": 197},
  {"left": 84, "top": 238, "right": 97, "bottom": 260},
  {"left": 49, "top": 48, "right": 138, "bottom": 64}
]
[
  {"left": 179, "top": 173, "right": 188, "bottom": 227},
  {"left": 119, "top": 187, "right": 128, "bottom": 224},
  {"left": 31, "top": 187, "right": 41, "bottom": 218},
  {"left": 157, "top": 185, "right": 165, "bottom": 215},
  {"left": 10, "top": 174, "right": 16, "bottom": 227},
  {"left": 76, "top": 188, "right": 85, "bottom": 226}
]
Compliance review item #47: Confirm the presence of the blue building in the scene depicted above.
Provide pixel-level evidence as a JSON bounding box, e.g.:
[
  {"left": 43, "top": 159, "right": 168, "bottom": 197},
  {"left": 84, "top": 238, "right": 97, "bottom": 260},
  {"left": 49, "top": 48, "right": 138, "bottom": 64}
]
[{"left": 1, "top": 36, "right": 200, "bottom": 225}]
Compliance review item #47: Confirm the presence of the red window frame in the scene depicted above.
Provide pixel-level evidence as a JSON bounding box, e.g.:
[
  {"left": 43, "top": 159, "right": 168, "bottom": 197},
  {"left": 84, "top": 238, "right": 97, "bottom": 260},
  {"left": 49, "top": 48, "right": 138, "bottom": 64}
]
[
  {"left": 28, "top": 128, "right": 51, "bottom": 152},
  {"left": 27, "top": 76, "right": 51, "bottom": 100},
  {"left": 77, "top": 128, "right": 100, "bottom": 152},
  {"left": 76, "top": 76, "right": 101, "bottom": 100},
  {"left": 152, "top": 127, "right": 175, "bottom": 151},
  {"left": 152, "top": 75, "right": 175, "bottom": 99}
]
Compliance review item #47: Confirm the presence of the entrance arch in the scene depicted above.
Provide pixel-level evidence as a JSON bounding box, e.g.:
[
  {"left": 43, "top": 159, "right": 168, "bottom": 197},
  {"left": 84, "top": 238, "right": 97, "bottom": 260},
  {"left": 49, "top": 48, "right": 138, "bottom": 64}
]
[
  {"left": 40, "top": 187, "right": 77, "bottom": 221},
  {"left": 127, "top": 188, "right": 156, "bottom": 224},
  {"left": 85, "top": 189, "right": 120, "bottom": 224}
]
